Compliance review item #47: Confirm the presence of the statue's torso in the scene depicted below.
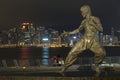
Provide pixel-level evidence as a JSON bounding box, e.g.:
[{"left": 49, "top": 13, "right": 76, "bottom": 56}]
[{"left": 82, "top": 16, "right": 98, "bottom": 38}]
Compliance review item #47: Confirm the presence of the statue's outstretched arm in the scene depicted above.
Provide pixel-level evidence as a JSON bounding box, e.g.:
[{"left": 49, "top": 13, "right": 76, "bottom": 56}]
[
  {"left": 69, "top": 28, "right": 80, "bottom": 35},
  {"left": 60, "top": 21, "right": 84, "bottom": 37},
  {"left": 69, "top": 21, "right": 84, "bottom": 35}
]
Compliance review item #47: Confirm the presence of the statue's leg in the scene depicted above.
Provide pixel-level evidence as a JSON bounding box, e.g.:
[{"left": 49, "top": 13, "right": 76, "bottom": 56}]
[
  {"left": 90, "top": 42, "right": 106, "bottom": 75},
  {"left": 60, "top": 40, "right": 85, "bottom": 72},
  {"left": 61, "top": 50, "right": 80, "bottom": 72},
  {"left": 91, "top": 45, "right": 105, "bottom": 66}
]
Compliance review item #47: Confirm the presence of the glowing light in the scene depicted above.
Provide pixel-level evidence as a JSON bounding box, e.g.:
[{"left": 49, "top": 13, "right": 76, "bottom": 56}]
[
  {"left": 73, "top": 36, "right": 77, "bottom": 39},
  {"left": 22, "top": 22, "right": 30, "bottom": 25},
  {"left": 42, "top": 38, "right": 48, "bottom": 41},
  {"left": 21, "top": 26, "right": 26, "bottom": 29}
]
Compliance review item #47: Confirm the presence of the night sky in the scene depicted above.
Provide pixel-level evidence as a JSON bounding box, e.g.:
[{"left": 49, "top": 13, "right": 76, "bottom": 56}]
[{"left": 0, "top": 0, "right": 120, "bottom": 34}]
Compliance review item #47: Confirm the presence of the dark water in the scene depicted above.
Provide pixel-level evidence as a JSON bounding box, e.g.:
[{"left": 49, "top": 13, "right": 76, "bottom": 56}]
[
  {"left": 0, "top": 46, "right": 119, "bottom": 59},
  {"left": 0, "top": 47, "right": 71, "bottom": 66},
  {"left": 0, "top": 46, "right": 119, "bottom": 66},
  {"left": 0, "top": 47, "right": 69, "bottom": 59}
]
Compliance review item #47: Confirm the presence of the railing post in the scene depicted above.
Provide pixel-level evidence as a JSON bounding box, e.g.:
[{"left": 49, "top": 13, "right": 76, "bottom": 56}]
[
  {"left": 2, "top": 59, "right": 7, "bottom": 67},
  {"left": 13, "top": 59, "right": 19, "bottom": 67}
]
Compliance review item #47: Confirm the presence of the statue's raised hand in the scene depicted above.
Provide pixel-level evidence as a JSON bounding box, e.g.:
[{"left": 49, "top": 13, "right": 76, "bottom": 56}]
[{"left": 60, "top": 30, "right": 69, "bottom": 37}]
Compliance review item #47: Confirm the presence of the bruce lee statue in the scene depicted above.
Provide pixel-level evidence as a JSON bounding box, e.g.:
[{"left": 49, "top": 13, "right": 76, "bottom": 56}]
[{"left": 60, "top": 5, "right": 106, "bottom": 75}]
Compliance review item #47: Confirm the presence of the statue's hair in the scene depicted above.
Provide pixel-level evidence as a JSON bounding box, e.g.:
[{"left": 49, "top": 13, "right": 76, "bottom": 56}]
[
  {"left": 80, "top": 5, "right": 92, "bottom": 15},
  {"left": 80, "top": 5, "right": 91, "bottom": 11}
]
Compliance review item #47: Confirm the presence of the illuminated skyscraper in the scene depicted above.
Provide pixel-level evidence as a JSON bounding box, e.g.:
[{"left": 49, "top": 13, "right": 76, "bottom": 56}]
[
  {"left": 51, "top": 31, "right": 60, "bottom": 44},
  {"left": 111, "top": 27, "right": 114, "bottom": 44},
  {"left": 20, "top": 22, "right": 35, "bottom": 45}
]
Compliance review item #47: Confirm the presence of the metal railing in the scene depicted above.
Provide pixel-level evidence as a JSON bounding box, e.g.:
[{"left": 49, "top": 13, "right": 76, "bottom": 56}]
[{"left": 0, "top": 56, "right": 119, "bottom": 67}]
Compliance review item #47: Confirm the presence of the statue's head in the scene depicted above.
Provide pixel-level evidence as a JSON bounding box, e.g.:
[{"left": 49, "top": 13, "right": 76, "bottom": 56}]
[{"left": 80, "top": 5, "right": 91, "bottom": 18}]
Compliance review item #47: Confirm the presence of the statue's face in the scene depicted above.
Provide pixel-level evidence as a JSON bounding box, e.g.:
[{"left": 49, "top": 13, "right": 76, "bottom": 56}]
[{"left": 80, "top": 5, "right": 91, "bottom": 18}]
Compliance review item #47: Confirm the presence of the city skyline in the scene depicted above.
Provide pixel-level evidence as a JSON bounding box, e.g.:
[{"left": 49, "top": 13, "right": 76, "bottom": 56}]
[{"left": 0, "top": 0, "right": 120, "bottom": 34}]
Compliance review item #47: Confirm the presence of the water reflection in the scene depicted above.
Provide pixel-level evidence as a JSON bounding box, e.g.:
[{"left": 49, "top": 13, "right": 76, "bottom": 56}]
[
  {"left": 20, "top": 48, "right": 30, "bottom": 66},
  {"left": 19, "top": 47, "right": 50, "bottom": 66},
  {"left": 42, "top": 47, "right": 49, "bottom": 66}
]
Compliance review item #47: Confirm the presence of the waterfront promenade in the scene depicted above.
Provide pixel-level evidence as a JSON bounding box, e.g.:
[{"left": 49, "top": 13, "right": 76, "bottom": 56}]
[
  {"left": 0, "top": 65, "right": 120, "bottom": 76},
  {"left": 0, "top": 65, "right": 120, "bottom": 80}
]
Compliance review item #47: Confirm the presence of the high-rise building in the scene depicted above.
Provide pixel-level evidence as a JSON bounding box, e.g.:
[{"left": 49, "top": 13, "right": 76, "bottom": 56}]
[
  {"left": 51, "top": 31, "right": 60, "bottom": 44},
  {"left": 19, "top": 22, "right": 35, "bottom": 45},
  {"left": 111, "top": 27, "right": 114, "bottom": 44}
]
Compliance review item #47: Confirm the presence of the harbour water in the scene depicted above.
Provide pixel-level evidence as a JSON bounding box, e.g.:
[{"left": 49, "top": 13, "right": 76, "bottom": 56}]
[
  {"left": 0, "top": 46, "right": 119, "bottom": 67},
  {"left": 0, "top": 47, "right": 69, "bottom": 67},
  {"left": 0, "top": 46, "right": 120, "bottom": 59}
]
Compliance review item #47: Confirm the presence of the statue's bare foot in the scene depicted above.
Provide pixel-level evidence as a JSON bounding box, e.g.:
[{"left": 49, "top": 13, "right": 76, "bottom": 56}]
[{"left": 59, "top": 68, "right": 66, "bottom": 76}]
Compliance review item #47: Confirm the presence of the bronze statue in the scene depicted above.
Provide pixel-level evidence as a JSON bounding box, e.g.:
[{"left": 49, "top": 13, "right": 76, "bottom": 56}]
[{"left": 60, "top": 5, "right": 106, "bottom": 75}]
